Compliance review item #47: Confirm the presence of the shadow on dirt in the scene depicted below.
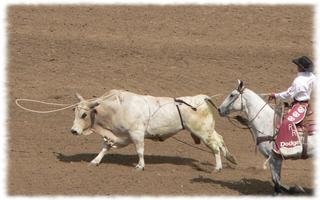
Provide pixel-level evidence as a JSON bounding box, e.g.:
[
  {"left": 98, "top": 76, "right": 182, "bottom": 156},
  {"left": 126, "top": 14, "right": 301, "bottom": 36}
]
[
  {"left": 191, "top": 176, "right": 313, "bottom": 195},
  {"left": 53, "top": 152, "right": 204, "bottom": 168}
]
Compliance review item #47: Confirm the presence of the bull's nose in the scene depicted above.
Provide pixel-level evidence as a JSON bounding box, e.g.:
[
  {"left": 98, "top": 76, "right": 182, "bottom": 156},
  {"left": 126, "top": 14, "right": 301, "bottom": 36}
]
[
  {"left": 70, "top": 129, "right": 78, "bottom": 135},
  {"left": 217, "top": 108, "right": 221, "bottom": 113}
]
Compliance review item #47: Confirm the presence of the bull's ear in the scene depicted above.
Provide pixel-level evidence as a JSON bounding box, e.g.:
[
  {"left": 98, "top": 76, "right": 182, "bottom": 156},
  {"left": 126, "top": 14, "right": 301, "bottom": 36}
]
[
  {"left": 76, "top": 93, "right": 84, "bottom": 101},
  {"left": 88, "top": 101, "right": 100, "bottom": 109},
  {"left": 237, "top": 80, "right": 244, "bottom": 92}
]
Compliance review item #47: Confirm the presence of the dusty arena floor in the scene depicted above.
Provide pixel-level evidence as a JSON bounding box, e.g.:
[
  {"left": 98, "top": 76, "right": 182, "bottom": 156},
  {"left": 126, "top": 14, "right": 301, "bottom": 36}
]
[{"left": 7, "top": 5, "right": 314, "bottom": 196}]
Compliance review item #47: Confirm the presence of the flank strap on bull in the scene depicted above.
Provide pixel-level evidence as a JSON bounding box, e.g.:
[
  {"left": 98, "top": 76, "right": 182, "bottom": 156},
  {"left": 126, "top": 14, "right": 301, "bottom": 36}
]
[
  {"left": 174, "top": 98, "right": 197, "bottom": 130},
  {"left": 174, "top": 98, "right": 197, "bottom": 111}
]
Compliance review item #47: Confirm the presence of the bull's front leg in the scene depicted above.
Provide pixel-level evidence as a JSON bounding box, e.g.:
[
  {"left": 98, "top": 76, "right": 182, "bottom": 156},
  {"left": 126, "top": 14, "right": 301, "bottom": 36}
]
[
  {"left": 130, "top": 130, "right": 145, "bottom": 171},
  {"left": 89, "top": 140, "right": 110, "bottom": 166}
]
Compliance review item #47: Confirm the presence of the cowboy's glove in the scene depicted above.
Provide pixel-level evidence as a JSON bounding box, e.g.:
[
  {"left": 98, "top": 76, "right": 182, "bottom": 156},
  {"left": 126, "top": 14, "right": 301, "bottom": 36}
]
[{"left": 268, "top": 93, "right": 276, "bottom": 101}]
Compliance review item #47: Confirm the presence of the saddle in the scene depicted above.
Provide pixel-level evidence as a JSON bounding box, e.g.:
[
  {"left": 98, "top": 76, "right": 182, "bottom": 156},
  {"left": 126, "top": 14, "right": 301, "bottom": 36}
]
[
  {"left": 297, "top": 110, "right": 316, "bottom": 135},
  {"left": 276, "top": 102, "right": 315, "bottom": 135},
  {"left": 273, "top": 102, "right": 315, "bottom": 159}
]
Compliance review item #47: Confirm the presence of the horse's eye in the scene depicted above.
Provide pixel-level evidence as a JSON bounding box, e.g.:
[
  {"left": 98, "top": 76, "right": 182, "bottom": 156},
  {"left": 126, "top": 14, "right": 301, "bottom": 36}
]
[
  {"left": 81, "top": 113, "right": 87, "bottom": 119},
  {"left": 72, "top": 107, "right": 75, "bottom": 111}
]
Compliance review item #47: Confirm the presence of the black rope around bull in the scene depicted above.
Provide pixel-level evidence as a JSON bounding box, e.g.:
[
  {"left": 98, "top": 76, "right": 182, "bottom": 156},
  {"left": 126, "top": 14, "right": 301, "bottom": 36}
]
[
  {"left": 171, "top": 136, "right": 212, "bottom": 154},
  {"left": 170, "top": 97, "right": 219, "bottom": 155}
]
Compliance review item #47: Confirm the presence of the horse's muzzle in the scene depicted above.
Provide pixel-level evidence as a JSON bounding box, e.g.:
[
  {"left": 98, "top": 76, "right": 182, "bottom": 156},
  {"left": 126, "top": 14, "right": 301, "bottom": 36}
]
[{"left": 218, "top": 107, "right": 228, "bottom": 117}]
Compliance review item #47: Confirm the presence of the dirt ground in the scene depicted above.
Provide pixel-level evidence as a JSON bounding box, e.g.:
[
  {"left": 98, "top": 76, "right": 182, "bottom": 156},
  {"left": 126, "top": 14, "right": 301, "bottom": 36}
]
[{"left": 7, "top": 5, "right": 315, "bottom": 196}]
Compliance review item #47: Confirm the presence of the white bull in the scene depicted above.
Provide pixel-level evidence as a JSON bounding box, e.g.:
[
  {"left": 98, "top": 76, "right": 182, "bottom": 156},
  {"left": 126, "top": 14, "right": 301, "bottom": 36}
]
[{"left": 71, "top": 89, "right": 237, "bottom": 171}]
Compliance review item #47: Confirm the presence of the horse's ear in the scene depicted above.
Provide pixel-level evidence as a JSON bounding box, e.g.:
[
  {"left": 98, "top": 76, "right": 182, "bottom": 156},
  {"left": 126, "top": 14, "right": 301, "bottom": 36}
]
[
  {"left": 76, "top": 93, "right": 84, "bottom": 101},
  {"left": 237, "top": 80, "right": 244, "bottom": 92}
]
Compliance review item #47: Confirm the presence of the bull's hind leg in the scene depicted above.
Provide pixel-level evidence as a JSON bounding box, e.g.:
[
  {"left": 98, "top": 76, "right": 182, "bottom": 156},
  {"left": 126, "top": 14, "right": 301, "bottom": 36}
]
[
  {"left": 193, "top": 130, "right": 237, "bottom": 171},
  {"left": 203, "top": 131, "right": 224, "bottom": 171},
  {"left": 213, "top": 131, "right": 237, "bottom": 165},
  {"left": 189, "top": 129, "right": 223, "bottom": 171}
]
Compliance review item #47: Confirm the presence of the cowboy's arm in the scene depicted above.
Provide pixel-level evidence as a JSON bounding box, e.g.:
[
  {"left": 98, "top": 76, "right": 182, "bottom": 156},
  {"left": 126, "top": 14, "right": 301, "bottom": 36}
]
[
  {"left": 269, "top": 78, "right": 297, "bottom": 101},
  {"left": 274, "top": 86, "right": 295, "bottom": 100}
]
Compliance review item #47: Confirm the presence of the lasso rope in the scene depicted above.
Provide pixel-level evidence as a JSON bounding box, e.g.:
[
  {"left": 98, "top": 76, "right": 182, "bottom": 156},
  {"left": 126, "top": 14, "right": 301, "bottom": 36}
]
[
  {"left": 15, "top": 99, "right": 78, "bottom": 114},
  {"left": 15, "top": 93, "right": 223, "bottom": 114},
  {"left": 15, "top": 92, "right": 116, "bottom": 114}
]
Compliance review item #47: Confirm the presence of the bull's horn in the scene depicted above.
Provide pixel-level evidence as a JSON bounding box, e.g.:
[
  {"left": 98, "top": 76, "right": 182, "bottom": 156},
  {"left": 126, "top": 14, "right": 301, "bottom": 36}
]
[
  {"left": 88, "top": 101, "right": 100, "bottom": 109},
  {"left": 76, "top": 93, "right": 84, "bottom": 101}
]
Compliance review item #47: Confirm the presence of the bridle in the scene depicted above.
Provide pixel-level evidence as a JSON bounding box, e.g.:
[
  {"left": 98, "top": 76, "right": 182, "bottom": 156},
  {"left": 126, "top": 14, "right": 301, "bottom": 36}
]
[{"left": 225, "top": 87, "right": 275, "bottom": 146}]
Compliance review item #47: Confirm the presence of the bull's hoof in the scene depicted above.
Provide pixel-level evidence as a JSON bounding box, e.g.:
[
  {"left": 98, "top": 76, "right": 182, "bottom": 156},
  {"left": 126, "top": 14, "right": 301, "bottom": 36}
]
[
  {"left": 88, "top": 161, "right": 100, "bottom": 167},
  {"left": 135, "top": 165, "right": 145, "bottom": 171},
  {"left": 226, "top": 153, "right": 238, "bottom": 165},
  {"left": 214, "top": 168, "right": 222, "bottom": 173}
]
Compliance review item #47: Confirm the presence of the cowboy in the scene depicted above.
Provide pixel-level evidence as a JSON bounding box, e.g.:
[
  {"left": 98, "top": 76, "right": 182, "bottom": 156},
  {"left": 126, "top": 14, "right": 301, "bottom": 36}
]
[{"left": 269, "top": 56, "right": 316, "bottom": 156}]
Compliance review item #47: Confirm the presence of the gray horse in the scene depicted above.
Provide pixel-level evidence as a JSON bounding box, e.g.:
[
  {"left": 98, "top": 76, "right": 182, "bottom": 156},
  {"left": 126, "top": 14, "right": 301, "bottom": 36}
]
[{"left": 217, "top": 80, "right": 315, "bottom": 194}]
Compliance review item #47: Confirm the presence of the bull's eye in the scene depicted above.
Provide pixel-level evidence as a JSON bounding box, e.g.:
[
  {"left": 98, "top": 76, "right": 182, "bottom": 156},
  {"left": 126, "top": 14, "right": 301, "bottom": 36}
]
[
  {"left": 230, "top": 94, "right": 235, "bottom": 98},
  {"left": 81, "top": 113, "right": 87, "bottom": 119}
]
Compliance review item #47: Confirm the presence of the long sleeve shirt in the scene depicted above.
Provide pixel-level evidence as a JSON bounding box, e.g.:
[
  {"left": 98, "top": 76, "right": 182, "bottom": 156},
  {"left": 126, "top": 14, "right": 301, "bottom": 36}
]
[{"left": 275, "top": 72, "right": 316, "bottom": 102}]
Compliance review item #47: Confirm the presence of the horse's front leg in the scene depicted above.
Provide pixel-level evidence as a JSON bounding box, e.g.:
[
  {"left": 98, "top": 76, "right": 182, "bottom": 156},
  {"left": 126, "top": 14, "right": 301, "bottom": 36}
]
[{"left": 269, "top": 155, "right": 283, "bottom": 194}]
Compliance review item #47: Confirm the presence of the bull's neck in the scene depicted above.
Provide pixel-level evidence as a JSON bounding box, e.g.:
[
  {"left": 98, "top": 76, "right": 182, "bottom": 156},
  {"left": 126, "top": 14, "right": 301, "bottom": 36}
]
[{"left": 242, "top": 89, "right": 274, "bottom": 137}]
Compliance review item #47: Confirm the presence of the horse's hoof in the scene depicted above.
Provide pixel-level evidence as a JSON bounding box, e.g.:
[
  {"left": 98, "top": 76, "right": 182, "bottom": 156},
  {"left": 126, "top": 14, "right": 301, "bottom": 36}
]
[
  {"left": 272, "top": 192, "right": 282, "bottom": 196},
  {"left": 289, "top": 185, "right": 305, "bottom": 194}
]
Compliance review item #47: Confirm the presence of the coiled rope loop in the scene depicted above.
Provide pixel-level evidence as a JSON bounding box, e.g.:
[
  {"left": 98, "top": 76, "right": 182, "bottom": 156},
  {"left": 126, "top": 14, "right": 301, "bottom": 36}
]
[
  {"left": 15, "top": 99, "right": 78, "bottom": 114},
  {"left": 15, "top": 92, "right": 116, "bottom": 114}
]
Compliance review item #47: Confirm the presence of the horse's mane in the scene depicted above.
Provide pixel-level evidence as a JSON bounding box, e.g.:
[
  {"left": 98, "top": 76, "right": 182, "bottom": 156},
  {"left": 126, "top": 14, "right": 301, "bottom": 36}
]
[{"left": 234, "top": 88, "right": 276, "bottom": 126}]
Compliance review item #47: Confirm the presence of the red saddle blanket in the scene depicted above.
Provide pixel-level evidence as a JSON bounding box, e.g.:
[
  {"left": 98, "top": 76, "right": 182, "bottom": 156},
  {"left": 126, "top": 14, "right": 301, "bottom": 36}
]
[{"left": 274, "top": 103, "right": 311, "bottom": 158}]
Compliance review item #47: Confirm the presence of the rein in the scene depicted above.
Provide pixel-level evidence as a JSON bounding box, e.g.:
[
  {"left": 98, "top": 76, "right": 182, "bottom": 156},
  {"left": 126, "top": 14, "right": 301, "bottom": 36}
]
[{"left": 226, "top": 88, "right": 275, "bottom": 145}]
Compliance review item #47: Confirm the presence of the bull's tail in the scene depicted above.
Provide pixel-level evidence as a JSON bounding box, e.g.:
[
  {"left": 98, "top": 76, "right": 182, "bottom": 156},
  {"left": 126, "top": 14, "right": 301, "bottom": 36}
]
[
  {"left": 204, "top": 98, "right": 219, "bottom": 112},
  {"left": 222, "top": 145, "right": 238, "bottom": 165},
  {"left": 217, "top": 134, "right": 238, "bottom": 165}
]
